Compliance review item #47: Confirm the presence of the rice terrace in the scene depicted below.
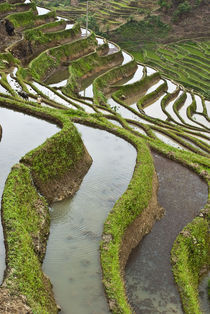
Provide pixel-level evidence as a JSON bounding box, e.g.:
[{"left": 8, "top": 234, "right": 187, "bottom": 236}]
[{"left": 0, "top": 0, "right": 209, "bottom": 313}]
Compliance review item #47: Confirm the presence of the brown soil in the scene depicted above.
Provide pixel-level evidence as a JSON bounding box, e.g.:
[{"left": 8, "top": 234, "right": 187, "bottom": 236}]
[{"left": 0, "top": 288, "right": 32, "bottom": 314}]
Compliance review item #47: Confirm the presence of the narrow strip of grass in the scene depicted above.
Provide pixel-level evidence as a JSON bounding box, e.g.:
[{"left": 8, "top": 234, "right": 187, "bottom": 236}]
[{"left": 1, "top": 163, "right": 57, "bottom": 313}]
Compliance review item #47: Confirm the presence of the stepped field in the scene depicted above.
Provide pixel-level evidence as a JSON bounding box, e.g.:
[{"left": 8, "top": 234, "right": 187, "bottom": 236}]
[{"left": 0, "top": 0, "right": 209, "bottom": 313}]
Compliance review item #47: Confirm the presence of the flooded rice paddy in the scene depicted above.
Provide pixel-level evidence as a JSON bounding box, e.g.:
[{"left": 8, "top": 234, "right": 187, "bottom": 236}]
[
  {"left": 0, "top": 7, "right": 209, "bottom": 312},
  {"left": 43, "top": 124, "right": 136, "bottom": 314},
  {"left": 125, "top": 153, "right": 208, "bottom": 313}
]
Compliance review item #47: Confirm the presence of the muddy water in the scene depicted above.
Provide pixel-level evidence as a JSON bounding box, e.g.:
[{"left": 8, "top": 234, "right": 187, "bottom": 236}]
[
  {"left": 126, "top": 153, "right": 208, "bottom": 313},
  {"left": 43, "top": 124, "right": 136, "bottom": 314},
  {"left": 199, "top": 274, "right": 210, "bottom": 313},
  {"left": 0, "top": 107, "right": 59, "bottom": 282}
]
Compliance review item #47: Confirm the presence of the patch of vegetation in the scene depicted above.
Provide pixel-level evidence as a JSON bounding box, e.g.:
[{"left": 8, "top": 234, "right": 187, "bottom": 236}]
[
  {"left": 110, "top": 16, "right": 170, "bottom": 47},
  {"left": 66, "top": 45, "right": 122, "bottom": 93},
  {"left": 101, "top": 134, "right": 154, "bottom": 313},
  {"left": 21, "top": 113, "right": 85, "bottom": 185},
  {"left": 29, "top": 31, "right": 97, "bottom": 80},
  {"left": 7, "top": 8, "right": 56, "bottom": 29},
  {"left": 0, "top": 52, "right": 19, "bottom": 69},
  {"left": 171, "top": 213, "right": 210, "bottom": 314},
  {"left": 93, "top": 57, "right": 137, "bottom": 105},
  {"left": 24, "top": 21, "right": 80, "bottom": 44},
  {"left": 1, "top": 163, "right": 57, "bottom": 313}
]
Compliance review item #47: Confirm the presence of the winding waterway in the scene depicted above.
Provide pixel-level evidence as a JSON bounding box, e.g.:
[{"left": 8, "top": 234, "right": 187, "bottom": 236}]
[
  {"left": 0, "top": 107, "right": 59, "bottom": 282},
  {"left": 43, "top": 124, "right": 136, "bottom": 313},
  {"left": 125, "top": 152, "right": 208, "bottom": 313}
]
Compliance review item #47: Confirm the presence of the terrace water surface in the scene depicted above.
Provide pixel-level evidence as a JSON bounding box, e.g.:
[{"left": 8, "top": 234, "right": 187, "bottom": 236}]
[
  {"left": 43, "top": 124, "right": 136, "bottom": 314},
  {"left": 126, "top": 153, "right": 208, "bottom": 313}
]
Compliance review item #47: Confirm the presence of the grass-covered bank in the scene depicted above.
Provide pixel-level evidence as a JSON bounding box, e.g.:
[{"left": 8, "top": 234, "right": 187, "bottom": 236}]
[
  {"left": 21, "top": 114, "right": 92, "bottom": 203},
  {"left": 0, "top": 99, "right": 92, "bottom": 312},
  {"left": 28, "top": 31, "right": 97, "bottom": 81},
  {"left": 1, "top": 163, "right": 58, "bottom": 313},
  {"left": 10, "top": 22, "right": 82, "bottom": 65},
  {"left": 0, "top": 96, "right": 93, "bottom": 203},
  {"left": 171, "top": 200, "right": 210, "bottom": 314},
  {"left": 93, "top": 58, "right": 137, "bottom": 106},
  {"left": 7, "top": 8, "right": 56, "bottom": 30},
  {"left": 101, "top": 131, "right": 156, "bottom": 313},
  {"left": 66, "top": 44, "right": 123, "bottom": 94}
]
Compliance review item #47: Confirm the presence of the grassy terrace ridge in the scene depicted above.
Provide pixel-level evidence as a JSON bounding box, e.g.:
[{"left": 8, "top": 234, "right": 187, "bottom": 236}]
[
  {"left": 171, "top": 209, "right": 210, "bottom": 314},
  {"left": 0, "top": 1, "right": 33, "bottom": 16},
  {"left": 1, "top": 163, "right": 58, "bottom": 313},
  {"left": 65, "top": 42, "right": 123, "bottom": 93},
  {"left": 92, "top": 54, "right": 138, "bottom": 105},
  {"left": 0, "top": 0, "right": 209, "bottom": 313},
  {"left": 0, "top": 95, "right": 92, "bottom": 312},
  {"left": 28, "top": 31, "right": 97, "bottom": 81},
  {"left": 9, "top": 22, "right": 82, "bottom": 66},
  {"left": 24, "top": 21, "right": 81, "bottom": 45},
  {"left": 7, "top": 7, "right": 56, "bottom": 29}
]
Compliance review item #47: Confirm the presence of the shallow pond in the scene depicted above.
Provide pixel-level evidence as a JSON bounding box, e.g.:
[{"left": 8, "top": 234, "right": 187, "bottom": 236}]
[
  {"left": 0, "top": 107, "right": 59, "bottom": 282},
  {"left": 126, "top": 153, "right": 208, "bottom": 313},
  {"left": 43, "top": 124, "right": 136, "bottom": 314}
]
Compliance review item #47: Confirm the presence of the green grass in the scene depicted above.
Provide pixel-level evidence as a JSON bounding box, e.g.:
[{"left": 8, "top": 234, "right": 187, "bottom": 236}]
[
  {"left": 21, "top": 114, "right": 85, "bottom": 185},
  {"left": 7, "top": 8, "right": 56, "bottom": 29},
  {"left": 2, "top": 163, "right": 57, "bottom": 313},
  {"left": 24, "top": 21, "right": 80, "bottom": 44},
  {"left": 171, "top": 215, "right": 210, "bottom": 314},
  {"left": 66, "top": 44, "right": 122, "bottom": 93},
  {"left": 29, "top": 32, "right": 97, "bottom": 80}
]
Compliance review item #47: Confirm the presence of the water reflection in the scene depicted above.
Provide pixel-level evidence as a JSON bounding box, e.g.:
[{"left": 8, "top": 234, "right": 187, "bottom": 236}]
[{"left": 43, "top": 124, "right": 136, "bottom": 314}]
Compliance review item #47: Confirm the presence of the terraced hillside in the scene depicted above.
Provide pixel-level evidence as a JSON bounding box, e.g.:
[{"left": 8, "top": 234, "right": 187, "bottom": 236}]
[
  {"left": 0, "top": 0, "right": 209, "bottom": 313},
  {"left": 37, "top": 0, "right": 159, "bottom": 31},
  {"left": 132, "top": 39, "right": 210, "bottom": 99},
  {"left": 35, "top": 0, "right": 210, "bottom": 100}
]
